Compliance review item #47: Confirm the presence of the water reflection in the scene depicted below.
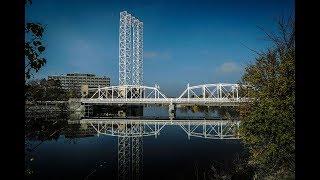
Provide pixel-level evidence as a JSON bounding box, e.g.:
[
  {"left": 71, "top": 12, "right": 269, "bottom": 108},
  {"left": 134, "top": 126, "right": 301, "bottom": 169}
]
[
  {"left": 77, "top": 119, "right": 240, "bottom": 140},
  {"left": 70, "top": 119, "right": 240, "bottom": 180},
  {"left": 25, "top": 116, "right": 242, "bottom": 180}
]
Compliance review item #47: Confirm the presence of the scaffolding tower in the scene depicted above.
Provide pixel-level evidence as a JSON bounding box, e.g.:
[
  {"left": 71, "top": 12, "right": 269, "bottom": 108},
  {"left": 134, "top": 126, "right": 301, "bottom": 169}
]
[{"left": 119, "top": 11, "right": 143, "bottom": 86}]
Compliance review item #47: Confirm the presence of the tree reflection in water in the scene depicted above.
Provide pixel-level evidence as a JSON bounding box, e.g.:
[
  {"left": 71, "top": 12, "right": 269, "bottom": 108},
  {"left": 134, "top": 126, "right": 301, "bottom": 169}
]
[
  {"left": 25, "top": 112, "right": 69, "bottom": 177},
  {"left": 25, "top": 111, "right": 241, "bottom": 179}
]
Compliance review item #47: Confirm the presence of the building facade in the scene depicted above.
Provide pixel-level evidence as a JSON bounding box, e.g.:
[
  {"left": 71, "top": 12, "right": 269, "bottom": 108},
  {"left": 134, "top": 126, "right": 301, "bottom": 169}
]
[{"left": 48, "top": 73, "right": 110, "bottom": 91}]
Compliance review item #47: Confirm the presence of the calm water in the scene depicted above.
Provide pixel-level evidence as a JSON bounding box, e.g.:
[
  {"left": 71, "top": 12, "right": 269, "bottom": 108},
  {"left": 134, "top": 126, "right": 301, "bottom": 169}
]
[{"left": 25, "top": 106, "right": 244, "bottom": 180}]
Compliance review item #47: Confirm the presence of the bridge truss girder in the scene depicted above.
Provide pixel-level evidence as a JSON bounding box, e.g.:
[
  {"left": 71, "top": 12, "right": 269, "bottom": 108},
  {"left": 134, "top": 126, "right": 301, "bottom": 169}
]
[
  {"left": 84, "top": 83, "right": 253, "bottom": 105},
  {"left": 89, "top": 85, "right": 167, "bottom": 100},
  {"left": 178, "top": 83, "right": 240, "bottom": 100}
]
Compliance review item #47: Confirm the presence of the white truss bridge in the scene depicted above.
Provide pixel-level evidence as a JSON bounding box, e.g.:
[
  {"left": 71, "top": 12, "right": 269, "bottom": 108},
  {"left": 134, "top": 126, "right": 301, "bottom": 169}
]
[{"left": 81, "top": 83, "right": 250, "bottom": 106}]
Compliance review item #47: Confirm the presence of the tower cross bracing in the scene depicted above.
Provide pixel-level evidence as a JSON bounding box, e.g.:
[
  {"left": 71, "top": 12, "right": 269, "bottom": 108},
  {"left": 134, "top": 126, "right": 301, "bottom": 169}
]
[{"left": 119, "top": 11, "right": 143, "bottom": 86}]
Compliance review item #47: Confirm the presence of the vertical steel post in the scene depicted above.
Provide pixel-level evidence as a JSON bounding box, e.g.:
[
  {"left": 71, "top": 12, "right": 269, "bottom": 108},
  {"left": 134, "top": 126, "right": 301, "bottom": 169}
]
[
  {"left": 236, "top": 85, "right": 239, "bottom": 101},
  {"left": 219, "top": 84, "right": 222, "bottom": 99},
  {"left": 187, "top": 83, "right": 190, "bottom": 101},
  {"left": 98, "top": 85, "right": 101, "bottom": 98},
  {"left": 202, "top": 85, "right": 205, "bottom": 100}
]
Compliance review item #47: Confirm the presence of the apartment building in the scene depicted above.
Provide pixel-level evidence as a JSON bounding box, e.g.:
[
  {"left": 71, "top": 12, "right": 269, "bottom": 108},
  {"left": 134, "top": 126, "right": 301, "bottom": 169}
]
[{"left": 48, "top": 73, "right": 110, "bottom": 90}]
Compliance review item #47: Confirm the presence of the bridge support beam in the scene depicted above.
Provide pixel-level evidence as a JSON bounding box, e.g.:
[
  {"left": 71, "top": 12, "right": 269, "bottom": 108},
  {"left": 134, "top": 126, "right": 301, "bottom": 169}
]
[{"left": 168, "top": 103, "right": 176, "bottom": 120}]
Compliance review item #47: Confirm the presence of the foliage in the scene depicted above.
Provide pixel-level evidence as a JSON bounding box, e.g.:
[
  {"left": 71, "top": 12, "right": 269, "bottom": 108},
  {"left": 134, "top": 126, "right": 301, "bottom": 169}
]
[
  {"left": 194, "top": 152, "right": 254, "bottom": 180},
  {"left": 25, "top": 117, "right": 68, "bottom": 176},
  {"left": 26, "top": 79, "right": 68, "bottom": 101},
  {"left": 238, "top": 16, "right": 295, "bottom": 179},
  {"left": 25, "top": 0, "right": 47, "bottom": 80},
  {"left": 179, "top": 105, "right": 239, "bottom": 119}
]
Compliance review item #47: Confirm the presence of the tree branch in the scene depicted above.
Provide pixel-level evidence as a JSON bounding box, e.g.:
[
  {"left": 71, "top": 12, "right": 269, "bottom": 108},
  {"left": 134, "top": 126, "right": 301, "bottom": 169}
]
[
  {"left": 240, "top": 42, "right": 263, "bottom": 56},
  {"left": 256, "top": 25, "right": 282, "bottom": 49}
]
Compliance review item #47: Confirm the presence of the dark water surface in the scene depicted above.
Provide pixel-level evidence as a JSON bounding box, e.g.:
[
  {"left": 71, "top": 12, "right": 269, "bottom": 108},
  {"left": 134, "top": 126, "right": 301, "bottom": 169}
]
[{"left": 25, "top": 106, "right": 244, "bottom": 180}]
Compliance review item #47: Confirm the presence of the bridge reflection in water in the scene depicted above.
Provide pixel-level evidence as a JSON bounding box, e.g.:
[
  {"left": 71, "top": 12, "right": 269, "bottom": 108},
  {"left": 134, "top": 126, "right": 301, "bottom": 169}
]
[{"left": 69, "top": 119, "right": 240, "bottom": 180}]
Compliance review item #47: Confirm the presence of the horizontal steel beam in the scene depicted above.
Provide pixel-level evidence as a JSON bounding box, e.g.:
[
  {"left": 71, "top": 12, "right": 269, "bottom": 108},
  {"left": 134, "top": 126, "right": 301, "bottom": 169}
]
[
  {"left": 75, "top": 119, "right": 240, "bottom": 125},
  {"left": 80, "top": 98, "right": 251, "bottom": 106}
]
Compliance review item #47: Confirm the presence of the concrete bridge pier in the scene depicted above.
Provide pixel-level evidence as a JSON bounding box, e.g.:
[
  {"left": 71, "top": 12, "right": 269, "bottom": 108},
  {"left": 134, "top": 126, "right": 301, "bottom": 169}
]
[{"left": 168, "top": 102, "right": 176, "bottom": 120}]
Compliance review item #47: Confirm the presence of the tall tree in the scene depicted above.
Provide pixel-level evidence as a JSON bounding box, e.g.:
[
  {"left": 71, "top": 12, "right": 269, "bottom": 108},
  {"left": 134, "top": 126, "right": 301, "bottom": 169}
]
[
  {"left": 238, "top": 16, "right": 295, "bottom": 179},
  {"left": 25, "top": 0, "right": 47, "bottom": 80}
]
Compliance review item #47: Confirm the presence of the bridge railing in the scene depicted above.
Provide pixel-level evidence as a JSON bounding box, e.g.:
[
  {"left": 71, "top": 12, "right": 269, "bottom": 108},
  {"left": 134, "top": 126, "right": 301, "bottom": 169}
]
[
  {"left": 82, "top": 98, "right": 172, "bottom": 104},
  {"left": 175, "top": 97, "right": 239, "bottom": 102}
]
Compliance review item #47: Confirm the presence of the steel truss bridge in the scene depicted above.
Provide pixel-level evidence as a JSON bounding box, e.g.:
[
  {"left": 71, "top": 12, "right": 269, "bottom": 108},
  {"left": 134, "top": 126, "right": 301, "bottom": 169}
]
[
  {"left": 82, "top": 83, "right": 250, "bottom": 106},
  {"left": 72, "top": 119, "right": 240, "bottom": 180}
]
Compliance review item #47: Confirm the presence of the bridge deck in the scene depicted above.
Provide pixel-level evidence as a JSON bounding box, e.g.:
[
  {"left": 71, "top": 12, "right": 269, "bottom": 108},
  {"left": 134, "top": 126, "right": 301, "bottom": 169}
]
[
  {"left": 70, "top": 118, "right": 240, "bottom": 125},
  {"left": 80, "top": 98, "right": 246, "bottom": 106}
]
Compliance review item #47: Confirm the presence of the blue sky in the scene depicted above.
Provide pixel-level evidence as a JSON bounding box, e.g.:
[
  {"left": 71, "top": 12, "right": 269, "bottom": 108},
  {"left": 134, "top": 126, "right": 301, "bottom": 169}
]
[{"left": 26, "top": 0, "right": 294, "bottom": 96}]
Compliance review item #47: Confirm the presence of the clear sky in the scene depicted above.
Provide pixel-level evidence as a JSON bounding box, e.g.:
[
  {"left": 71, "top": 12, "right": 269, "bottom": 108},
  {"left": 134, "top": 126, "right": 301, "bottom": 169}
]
[{"left": 26, "top": 0, "right": 294, "bottom": 97}]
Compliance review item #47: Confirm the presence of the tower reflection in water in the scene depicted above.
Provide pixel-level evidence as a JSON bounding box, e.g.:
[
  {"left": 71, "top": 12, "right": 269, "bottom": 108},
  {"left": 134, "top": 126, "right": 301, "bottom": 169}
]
[{"left": 71, "top": 119, "right": 240, "bottom": 180}]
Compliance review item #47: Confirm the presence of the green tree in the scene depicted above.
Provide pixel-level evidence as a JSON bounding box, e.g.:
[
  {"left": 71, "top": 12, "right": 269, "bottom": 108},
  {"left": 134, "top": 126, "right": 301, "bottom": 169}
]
[
  {"left": 26, "top": 78, "right": 68, "bottom": 101},
  {"left": 238, "top": 16, "right": 295, "bottom": 179},
  {"left": 25, "top": 0, "right": 47, "bottom": 80}
]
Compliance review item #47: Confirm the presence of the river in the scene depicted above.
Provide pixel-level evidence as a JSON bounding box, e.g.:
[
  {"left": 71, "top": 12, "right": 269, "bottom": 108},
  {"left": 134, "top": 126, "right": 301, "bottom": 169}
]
[{"left": 25, "top": 106, "right": 245, "bottom": 180}]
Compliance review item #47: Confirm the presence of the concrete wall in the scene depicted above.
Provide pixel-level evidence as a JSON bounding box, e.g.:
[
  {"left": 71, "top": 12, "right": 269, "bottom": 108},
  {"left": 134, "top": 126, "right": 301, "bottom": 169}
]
[{"left": 68, "top": 99, "right": 85, "bottom": 120}]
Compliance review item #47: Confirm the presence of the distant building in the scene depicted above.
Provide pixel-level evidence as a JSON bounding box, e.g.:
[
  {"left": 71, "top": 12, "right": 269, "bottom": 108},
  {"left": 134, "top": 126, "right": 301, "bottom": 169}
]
[{"left": 48, "top": 73, "right": 110, "bottom": 96}]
